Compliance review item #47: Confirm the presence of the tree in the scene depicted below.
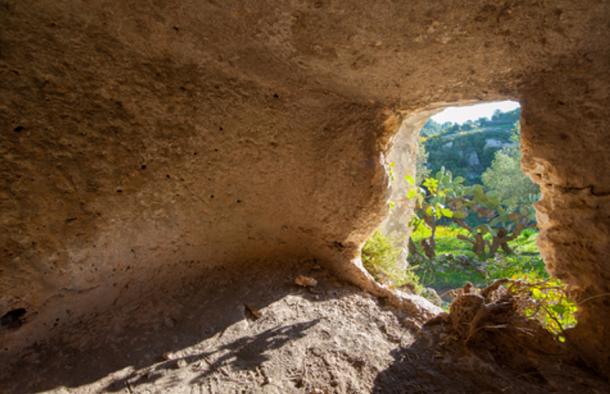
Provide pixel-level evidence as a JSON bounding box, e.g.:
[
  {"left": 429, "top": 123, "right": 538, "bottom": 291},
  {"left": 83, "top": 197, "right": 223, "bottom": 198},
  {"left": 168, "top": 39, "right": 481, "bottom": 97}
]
[
  {"left": 450, "top": 184, "right": 535, "bottom": 259},
  {"left": 406, "top": 168, "right": 464, "bottom": 259},
  {"left": 407, "top": 168, "right": 537, "bottom": 261},
  {"left": 419, "top": 119, "right": 444, "bottom": 136},
  {"left": 482, "top": 125, "right": 539, "bottom": 211},
  {"left": 421, "top": 108, "right": 521, "bottom": 185}
]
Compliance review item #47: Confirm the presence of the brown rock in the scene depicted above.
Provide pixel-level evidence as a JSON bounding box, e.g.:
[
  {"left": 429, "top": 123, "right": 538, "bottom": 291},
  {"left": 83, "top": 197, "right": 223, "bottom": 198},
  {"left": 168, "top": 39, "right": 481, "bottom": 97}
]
[
  {"left": 0, "top": 0, "right": 608, "bottom": 377},
  {"left": 294, "top": 275, "right": 318, "bottom": 288}
]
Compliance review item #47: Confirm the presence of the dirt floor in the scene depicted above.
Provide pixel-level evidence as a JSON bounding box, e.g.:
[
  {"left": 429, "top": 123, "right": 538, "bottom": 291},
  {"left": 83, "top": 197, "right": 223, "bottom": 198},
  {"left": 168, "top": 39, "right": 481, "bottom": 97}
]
[{"left": 1, "top": 260, "right": 608, "bottom": 394}]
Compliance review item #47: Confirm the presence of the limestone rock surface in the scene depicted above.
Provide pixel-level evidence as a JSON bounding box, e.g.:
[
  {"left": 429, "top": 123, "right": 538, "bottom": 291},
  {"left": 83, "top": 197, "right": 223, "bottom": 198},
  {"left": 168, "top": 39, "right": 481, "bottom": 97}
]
[{"left": 1, "top": 0, "right": 609, "bottom": 375}]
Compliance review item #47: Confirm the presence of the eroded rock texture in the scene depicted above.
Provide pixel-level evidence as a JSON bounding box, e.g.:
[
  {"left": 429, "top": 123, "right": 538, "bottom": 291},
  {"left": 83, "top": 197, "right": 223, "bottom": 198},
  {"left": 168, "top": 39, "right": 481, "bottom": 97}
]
[
  {"left": 379, "top": 109, "right": 435, "bottom": 262},
  {"left": 1, "top": 0, "right": 609, "bottom": 375}
]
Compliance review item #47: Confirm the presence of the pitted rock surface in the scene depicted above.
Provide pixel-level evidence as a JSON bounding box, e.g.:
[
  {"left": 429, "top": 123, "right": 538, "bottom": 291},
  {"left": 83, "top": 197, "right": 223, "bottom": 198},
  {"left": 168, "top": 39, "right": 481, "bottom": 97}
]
[{"left": 1, "top": 0, "right": 610, "bottom": 377}]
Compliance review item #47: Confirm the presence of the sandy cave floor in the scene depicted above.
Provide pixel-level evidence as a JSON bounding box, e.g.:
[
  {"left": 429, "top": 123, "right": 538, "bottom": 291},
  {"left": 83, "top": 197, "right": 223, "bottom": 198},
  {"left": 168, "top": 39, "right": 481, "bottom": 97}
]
[{"left": 1, "top": 260, "right": 608, "bottom": 394}]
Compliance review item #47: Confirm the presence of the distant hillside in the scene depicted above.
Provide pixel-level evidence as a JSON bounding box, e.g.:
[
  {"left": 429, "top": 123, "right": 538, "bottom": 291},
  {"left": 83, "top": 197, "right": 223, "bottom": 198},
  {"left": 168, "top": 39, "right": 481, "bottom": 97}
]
[{"left": 420, "top": 108, "right": 520, "bottom": 184}]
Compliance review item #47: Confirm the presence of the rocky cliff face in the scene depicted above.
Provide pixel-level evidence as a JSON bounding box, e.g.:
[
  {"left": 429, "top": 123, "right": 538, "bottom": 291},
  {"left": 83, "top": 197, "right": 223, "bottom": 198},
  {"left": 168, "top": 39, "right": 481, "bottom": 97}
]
[
  {"left": 378, "top": 110, "right": 436, "bottom": 262},
  {"left": 1, "top": 0, "right": 609, "bottom": 376}
]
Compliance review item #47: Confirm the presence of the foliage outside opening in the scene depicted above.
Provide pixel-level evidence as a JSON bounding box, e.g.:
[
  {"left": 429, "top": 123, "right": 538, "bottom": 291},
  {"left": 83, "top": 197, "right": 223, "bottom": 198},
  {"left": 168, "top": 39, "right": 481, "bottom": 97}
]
[{"left": 361, "top": 107, "right": 577, "bottom": 341}]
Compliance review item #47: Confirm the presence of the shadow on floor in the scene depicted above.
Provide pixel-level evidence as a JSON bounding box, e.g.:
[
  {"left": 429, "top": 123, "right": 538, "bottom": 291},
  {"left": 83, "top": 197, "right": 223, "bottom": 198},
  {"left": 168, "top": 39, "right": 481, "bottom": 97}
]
[
  {"left": 105, "top": 319, "right": 320, "bottom": 392},
  {"left": 0, "top": 260, "right": 342, "bottom": 393},
  {"left": 372, "top": 324, "right": 610, "bottom": 394}
]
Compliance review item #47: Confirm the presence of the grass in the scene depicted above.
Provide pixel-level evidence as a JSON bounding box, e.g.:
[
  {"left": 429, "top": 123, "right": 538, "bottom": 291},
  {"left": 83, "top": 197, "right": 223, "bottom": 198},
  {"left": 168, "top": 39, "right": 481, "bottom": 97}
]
[
  {"left": 411, "top": 225, "right": 547, "bottom": 289},
  {"left": 510, "top": 228, "right": 540, "bottom": 254},
  {"left": 363, "top": 225, "right": 577, "bottom": 337},
  {"left": 409, "top": 224, "right": 576, "bottom": 336}
]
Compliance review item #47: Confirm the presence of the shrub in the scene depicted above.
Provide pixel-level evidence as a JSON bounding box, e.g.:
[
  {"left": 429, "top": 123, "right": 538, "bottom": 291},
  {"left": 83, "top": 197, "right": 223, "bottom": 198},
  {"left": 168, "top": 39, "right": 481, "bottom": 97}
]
[
  {"left": 361, "top": 231, "right": 423, "bottom": 293},
  {"left": 508, "top": 275, "right": 578, "bottom": 341}
]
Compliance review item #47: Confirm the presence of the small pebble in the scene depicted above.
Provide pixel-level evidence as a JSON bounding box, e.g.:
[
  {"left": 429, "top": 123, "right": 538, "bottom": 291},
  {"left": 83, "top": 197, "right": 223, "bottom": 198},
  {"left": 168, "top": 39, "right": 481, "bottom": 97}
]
[{"left": 294, "top": 275, "right": 318, "bottom": 288}]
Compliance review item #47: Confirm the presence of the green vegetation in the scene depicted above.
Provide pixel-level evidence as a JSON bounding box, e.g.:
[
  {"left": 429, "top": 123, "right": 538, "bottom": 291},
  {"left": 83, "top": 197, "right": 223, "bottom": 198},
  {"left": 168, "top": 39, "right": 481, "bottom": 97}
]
[
  {"left": 361, "top": 231, "right": 423, "bottom": 294},
  {"left": 420, "top": 108, "right": 520, "bottom": 184},
  {"left": 509, "top": 276, "right": 578, "bottom": 341},
  {"left": 362, "top": 107, "right": 577, "bottom": 339},
  {"left": 482, "top": 130, "right": 539, "bottom": 211},
  {"left": 406, "top": 166, "right": 539, "bottom": 287}
]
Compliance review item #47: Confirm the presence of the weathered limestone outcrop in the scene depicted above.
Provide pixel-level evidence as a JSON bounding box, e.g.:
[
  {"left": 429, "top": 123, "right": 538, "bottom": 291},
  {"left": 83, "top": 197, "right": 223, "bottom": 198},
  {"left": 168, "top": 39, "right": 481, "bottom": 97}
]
[
  {"left": 1, "top": 0, "right": 609, "bottom": 375},
  {"left": 379, "top": 109, "right": 436, "bottom": 263}
]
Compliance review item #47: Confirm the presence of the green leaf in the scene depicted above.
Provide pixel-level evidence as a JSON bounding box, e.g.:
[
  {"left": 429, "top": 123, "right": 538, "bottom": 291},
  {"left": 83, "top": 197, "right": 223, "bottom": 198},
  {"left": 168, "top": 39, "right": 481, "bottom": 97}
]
[
  {"left": 453, "top": 210, "right": 467, "bottom": 219},
  {"left": 476, "top": 224, "right": 492, "bottom": 234},
  {"left": 440, "top": 207, "right": 453, "bottom": 218},
  {"left": 423, "top": 178, "right": 439, "bottom": 194}
]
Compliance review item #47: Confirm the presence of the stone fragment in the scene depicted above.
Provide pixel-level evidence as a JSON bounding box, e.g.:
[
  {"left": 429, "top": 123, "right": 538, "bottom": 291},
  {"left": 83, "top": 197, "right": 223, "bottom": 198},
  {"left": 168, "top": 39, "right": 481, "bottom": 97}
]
[{"left": 294, "top": 275, "right": 318, "bottom": 288}]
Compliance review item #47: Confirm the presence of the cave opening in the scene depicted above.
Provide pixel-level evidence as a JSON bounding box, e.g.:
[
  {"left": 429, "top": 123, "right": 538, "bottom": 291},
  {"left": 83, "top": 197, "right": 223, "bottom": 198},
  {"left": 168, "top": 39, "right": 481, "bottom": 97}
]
[{"left": 362, "top": 101, "right": 578, "bottom": 339}]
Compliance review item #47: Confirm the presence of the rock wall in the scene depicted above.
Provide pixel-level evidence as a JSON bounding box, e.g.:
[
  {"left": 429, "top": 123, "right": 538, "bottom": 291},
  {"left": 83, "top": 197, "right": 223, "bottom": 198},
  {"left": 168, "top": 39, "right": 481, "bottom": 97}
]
[
  {"left": 521, "top": 76, "right": 610, "bottom": 374},
  {"left": 1, "top": 0, "right": 609, "bottom": 375},
  {"left": 378, "top": 110, "right": 436, "bottom": 263}
]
